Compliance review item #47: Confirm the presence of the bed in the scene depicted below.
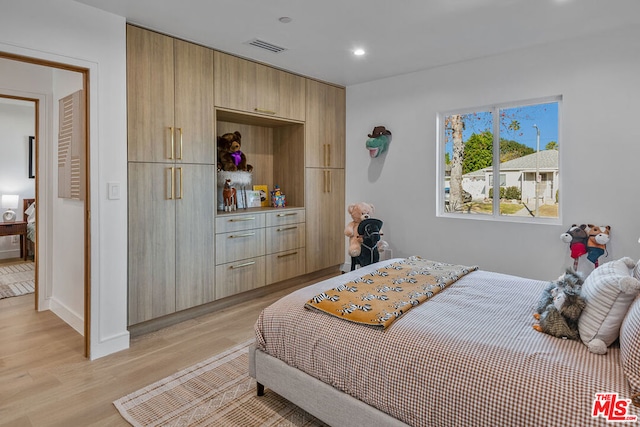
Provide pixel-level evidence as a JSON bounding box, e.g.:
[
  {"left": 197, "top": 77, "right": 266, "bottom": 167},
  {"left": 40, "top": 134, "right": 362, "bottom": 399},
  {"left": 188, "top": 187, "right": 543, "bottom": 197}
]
[
  {"left": 23, "top": 198, "right": 35, "bottom": 260},
  {"left": 249, "top": 257, "right": 640, "bottom": 426}
]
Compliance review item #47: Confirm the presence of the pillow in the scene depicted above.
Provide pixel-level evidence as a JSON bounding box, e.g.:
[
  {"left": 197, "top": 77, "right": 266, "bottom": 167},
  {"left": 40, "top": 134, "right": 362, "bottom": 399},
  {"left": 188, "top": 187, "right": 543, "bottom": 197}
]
[
  {"left": 620, "top": 294, "right": 640, "bottom": 399},
  {"left": 25, "top": 202, "right": 35, "bottom": 223},
  {"left": 578, "top": 257, "right": 640, "bottom": 354}
]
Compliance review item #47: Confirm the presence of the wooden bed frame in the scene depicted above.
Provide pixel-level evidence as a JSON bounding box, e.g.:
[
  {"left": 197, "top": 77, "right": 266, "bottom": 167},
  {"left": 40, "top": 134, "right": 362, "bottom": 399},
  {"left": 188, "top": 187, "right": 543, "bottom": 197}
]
[{"left": 23, "top": 198, "right": 35, "bottom": 260}]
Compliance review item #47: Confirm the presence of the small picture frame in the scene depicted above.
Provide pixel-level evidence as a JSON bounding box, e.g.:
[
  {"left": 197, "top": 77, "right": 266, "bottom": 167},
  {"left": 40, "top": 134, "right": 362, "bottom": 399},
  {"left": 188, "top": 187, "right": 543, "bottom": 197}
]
[
  {"left": 253, "top": 185, "right": 269, "bottom": 207},
  {"left": 28, "top": 136, "right": 35, "bottom": 179}
]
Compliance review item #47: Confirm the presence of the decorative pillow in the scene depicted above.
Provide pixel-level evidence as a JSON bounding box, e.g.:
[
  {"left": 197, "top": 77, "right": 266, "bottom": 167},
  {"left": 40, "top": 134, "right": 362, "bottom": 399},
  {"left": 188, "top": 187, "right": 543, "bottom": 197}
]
[
  {"left": 578, "top": 257, "right": 640, "bottom": 354},
  {"left": 620, "top": 295, "right": 640, "bottom": 400}
]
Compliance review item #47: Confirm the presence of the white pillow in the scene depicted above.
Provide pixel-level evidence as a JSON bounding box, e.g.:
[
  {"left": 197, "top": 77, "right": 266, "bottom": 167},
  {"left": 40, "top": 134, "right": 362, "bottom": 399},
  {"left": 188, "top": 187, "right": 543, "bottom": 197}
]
[
  {"left": 25, "top": 202, "right": 35, "bottom": 223},
  {"left": 578, "top": 257, "right": 640, "bottom": 354}
]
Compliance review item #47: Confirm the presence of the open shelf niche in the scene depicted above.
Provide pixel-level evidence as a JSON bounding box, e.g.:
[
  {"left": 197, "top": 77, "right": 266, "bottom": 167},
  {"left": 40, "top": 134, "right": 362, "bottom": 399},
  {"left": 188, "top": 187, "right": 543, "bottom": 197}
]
[{"left": 215, "top": 108, "right": 305, "bottom": 215}]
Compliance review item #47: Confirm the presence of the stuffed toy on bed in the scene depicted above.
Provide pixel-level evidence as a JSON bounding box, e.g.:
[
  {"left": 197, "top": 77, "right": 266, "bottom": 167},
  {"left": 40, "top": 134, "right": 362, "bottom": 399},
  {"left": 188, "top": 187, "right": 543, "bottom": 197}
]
[
  {"left": 534, "top": 269, "right": 584, "bottom": 316},
  {"left": 533, "top": 270, "right": 586, "bottom": 340}
]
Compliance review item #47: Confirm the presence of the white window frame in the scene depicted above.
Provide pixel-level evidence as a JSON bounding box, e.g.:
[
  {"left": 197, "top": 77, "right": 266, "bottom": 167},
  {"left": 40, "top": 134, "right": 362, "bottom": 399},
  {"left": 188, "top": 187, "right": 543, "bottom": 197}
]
[{"left": 437, "top": 95, "right": 562, "bottom": 224}]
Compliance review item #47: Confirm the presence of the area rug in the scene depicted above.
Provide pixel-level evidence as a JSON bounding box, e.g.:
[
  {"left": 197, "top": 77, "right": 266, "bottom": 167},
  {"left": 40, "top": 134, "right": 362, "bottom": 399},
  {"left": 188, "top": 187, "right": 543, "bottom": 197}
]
[
  {"left": 113, "top": 340, "right": 327, "bottom": 427},
  {"left": 0, "top": 262, "right": 35, "bottom": 299}
]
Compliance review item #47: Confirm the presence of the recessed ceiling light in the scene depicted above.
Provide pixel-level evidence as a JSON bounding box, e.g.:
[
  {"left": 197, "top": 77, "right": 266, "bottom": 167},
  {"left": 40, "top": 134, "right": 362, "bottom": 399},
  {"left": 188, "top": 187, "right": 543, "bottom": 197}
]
[
  {"left": 353, "top": 48, "right": 365, "bottom": 56},
  {"left": 279, "top": 16, "right": 292, "bottom": 23}
]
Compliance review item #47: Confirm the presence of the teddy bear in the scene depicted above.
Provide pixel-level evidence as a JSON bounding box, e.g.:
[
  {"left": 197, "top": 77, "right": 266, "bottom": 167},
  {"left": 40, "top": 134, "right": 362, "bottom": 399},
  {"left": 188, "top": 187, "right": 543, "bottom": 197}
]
[
  {"left": 217, "top": 131, "right": 253, "bottom": 172},
  {"left": 586, "top": 224, "right": 610, "bottom": 267},
  {"left": 533, "top": 271, "right": 586, "bottom": 340},
  {"left": 345, "top": 202, "right": 375, "bottom": 257}
]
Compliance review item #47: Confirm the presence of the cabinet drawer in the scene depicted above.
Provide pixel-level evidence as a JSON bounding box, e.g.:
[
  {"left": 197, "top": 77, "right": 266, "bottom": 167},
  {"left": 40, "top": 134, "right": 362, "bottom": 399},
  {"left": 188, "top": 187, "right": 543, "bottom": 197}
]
[
  {"left": 215, "top": 228, "right": 265, "bottom": 265},
  {"left": 266, "top": 249, "right": 306, "bottom": 285},
  {"left": 265, "top": 209, "right": 305, "bottom": 227},
  {"left": 216, "top": 256, "right": 266, "bottom": 299},
  {"left": 266, "top": 223, "right": 305, "bottom": 254},
  {"left": 216, "top": 213, "right": 265, "bottom": 233}
]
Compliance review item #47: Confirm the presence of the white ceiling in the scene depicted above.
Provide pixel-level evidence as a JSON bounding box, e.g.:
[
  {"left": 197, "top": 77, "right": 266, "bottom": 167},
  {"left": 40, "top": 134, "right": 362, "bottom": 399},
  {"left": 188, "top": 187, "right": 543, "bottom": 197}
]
[{"left": 73, "top": 0, "right": 640, "bottom": 87}]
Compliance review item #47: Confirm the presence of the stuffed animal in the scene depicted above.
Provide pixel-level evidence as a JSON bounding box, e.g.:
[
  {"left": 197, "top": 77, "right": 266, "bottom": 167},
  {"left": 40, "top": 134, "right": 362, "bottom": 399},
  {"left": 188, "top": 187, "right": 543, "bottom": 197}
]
[
  {"left": 217, "top": 131, "right": 253, "bottom": 172},
  {"left": 355, "top": 218, "right": 383, "bottom": 267},
  {"left": 365, "top": 126, "right": 392, "bottom": 158},
  {"left": 586, "top": 224, "right": 610, "bottom": 267},
  {"left": 222, "top": 179, "right": 237, "bottom": 212},
  {"left": 345, "top": 202, "right": 375, "bottom": 257},
  {"left": 560, "top": 224, "right": 588, "bottom": 270},
  {"left": 533, "top": 285, "right": 586, "bottom": 340},
  {"left": 534, "top": 269, "right": 584, "bottom": 316}
]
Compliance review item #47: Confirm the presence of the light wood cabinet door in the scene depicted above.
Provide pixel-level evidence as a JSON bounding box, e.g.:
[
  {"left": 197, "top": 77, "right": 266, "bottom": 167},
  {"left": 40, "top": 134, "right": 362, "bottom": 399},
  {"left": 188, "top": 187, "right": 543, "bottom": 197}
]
[
  {"left": 127, "top": 25, "right": 175, "bottom": 163},
  {"left": 127, "top": 26, "right": 215, "bottom": 164},
  {"left": 305, "top": 168, "right": 345, "bottom": 273},
  {"left": 128, "top": 162, "right": 176, "bottom": 325},
  {"left": 174, "top": 39, "right": 215, "bottom": 165},
  {"left": 175, "top": 164, "right": 216, "bottom": 310},
  {"left": 214, "top": 51, "right": 305, "bottom": 121},
  {"left": 305, "top": 80, "right": 345, "bottom": 168},
  {"left": 266, "top": 248, "right": 306, "bottom": 285}
]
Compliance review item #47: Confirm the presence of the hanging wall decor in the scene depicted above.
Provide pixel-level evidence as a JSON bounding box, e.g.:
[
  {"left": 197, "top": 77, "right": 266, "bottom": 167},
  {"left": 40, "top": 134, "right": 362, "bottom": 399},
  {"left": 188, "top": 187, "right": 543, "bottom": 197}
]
[
  {"left": 58, "top": 89, "right": 86, "bottom": 200},
  {"left": 366, "top": 126, "right": 392, "bottom": 158}
]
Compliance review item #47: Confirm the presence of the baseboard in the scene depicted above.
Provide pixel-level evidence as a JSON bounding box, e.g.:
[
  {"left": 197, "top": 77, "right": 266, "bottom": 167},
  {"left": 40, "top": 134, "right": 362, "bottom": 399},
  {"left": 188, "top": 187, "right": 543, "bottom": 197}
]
[{"left": 50, "top": 297, "right": 84, "bottom": 335}]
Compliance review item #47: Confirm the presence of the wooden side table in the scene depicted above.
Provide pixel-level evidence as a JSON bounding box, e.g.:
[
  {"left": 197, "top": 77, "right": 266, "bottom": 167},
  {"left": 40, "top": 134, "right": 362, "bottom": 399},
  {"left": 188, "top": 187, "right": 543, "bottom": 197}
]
[{"left": 0, "top": 221, "right": 28, "bottom": 261}]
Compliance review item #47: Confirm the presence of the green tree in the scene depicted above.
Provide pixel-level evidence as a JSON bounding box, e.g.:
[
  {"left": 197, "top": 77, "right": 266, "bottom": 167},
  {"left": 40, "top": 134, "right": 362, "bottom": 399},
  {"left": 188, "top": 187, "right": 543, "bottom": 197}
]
[
  {"left": 500, "top": 139, "right": 534, "bottom": 162},
  {"left": 545, "top": 141, "right": 558, "bottom": 150},
  {"left": 462, "top": 131, "right": 493, "bottom": 174}
]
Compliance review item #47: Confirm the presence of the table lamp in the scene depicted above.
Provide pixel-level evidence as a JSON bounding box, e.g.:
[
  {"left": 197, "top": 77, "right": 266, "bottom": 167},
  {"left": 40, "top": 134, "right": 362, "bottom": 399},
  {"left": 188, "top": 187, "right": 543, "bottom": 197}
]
[{"left": 1, "top": 195, "right": 19, "bottom": 222}]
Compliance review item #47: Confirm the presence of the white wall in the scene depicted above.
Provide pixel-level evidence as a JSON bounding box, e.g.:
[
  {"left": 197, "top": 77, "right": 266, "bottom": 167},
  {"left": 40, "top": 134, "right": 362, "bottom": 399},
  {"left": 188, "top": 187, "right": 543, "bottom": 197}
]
[
  {"left": 0, "top": 0, "right": 128, "bottom": 359},
  {"left": 0, "top": 100, "right": 35, "bottom": 259},
  {"left": 346, "top": 25, "right": 640, "bottom": 280}
]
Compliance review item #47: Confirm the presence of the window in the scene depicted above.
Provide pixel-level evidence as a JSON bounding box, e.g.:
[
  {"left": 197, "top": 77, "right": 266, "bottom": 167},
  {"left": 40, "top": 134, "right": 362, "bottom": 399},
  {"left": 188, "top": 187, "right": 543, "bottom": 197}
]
[{"left": 439, "top": 97, "right": 560, "bottom": 221}]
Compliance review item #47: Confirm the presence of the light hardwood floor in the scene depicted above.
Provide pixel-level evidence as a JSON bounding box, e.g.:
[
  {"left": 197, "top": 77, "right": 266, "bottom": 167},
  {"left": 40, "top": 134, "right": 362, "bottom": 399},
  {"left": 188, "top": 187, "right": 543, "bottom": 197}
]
[{"left": 0, "top": 269, "right": 338, "bottom": 427}]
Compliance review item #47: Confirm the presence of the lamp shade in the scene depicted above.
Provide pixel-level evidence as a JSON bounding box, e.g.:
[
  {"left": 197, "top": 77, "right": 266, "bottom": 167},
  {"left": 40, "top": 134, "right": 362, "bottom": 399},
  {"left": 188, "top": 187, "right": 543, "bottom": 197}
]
[{"left": 1, "top": 195, "right": 19, "bottom": 209}]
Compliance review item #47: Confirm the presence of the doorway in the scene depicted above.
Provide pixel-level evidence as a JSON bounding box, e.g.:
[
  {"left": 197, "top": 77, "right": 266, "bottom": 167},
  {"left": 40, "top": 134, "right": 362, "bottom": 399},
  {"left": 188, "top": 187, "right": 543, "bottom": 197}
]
[{"left": 0, "top": 54, "right": 90, "bottom": 357}]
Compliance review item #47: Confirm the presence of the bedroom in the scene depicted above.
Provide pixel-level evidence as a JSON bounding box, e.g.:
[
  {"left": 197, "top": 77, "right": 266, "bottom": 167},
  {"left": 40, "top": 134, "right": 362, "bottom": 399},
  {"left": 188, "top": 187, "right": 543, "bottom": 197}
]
[{"left": 1, "top": 0, "right": 640, "bottom": 425}]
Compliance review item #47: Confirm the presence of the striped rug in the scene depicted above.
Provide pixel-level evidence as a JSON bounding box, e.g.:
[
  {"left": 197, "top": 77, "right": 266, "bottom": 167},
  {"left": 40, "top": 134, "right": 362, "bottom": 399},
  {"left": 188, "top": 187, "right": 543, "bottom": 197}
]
[
  {"left": 0, "top": 262, "right": 35, "bottom": 299},
  {"left": 114, "top": 340, "right": 326, "bottom": 427}
]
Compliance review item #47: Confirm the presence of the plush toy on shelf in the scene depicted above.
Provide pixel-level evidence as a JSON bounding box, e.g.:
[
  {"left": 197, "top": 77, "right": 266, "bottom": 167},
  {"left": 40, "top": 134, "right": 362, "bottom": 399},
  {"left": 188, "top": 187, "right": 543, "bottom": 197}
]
[
  {"left": 345, "top": 202, "right": 375, "bottom": 257},
  {"left": 586, "top": 224, "right": 611, "bottom": 268},
  {"left": 560, "top": 224, "right": 589, "bottom": 270},
  {"left": 533, "top": 270, "right": 586, "bottom": 340},
  {"left": 217, "top": 131, "right": 253, "bottom": 172}
]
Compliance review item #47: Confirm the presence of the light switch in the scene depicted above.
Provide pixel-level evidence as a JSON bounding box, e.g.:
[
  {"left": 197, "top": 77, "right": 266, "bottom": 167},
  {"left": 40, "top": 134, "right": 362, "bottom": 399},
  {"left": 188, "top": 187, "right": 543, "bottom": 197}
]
[{"left": 108, "top": 182, "right": 120, "bottom": 200}]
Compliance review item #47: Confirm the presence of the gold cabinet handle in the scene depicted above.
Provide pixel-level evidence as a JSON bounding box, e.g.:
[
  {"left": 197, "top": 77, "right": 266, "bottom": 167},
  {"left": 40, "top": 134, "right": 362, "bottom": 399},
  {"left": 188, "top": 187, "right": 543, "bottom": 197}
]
[
  {"left": 254, "top": 108, "right": 276, "bottom": 115},
  {"left": 229, "top": 232, "right": 255, "bottom": 238},
  {"left": 327, "top": 170, "right": 332, "bottom": 193},
  {"left": 176, "top": 167, "right": 183, "bottom": 199},
  {"left": 276, "top": 226, "right": 298, "bottom": 232},
  {"left": 230, "top": 261, "right": 256, "bottom": 269},
  {"left": 229, "top": 217, "right": 256, "bottom": 222},
  {"left": 276, "top": 212, "right": 298, "bottom": 217},
  {"left": 327, "top": 144, "right": 331, "bottom": 167},
  {"left": 167, "top": 167, "right": 175, "bottom": 199},
  {"left": 169, "top": 127, "right": 174, "bottom": 160},
  {"left": 177, "top": 128, "right": 183, "bottom": 160},
  {"left": 277, "top": 251, "right": 298, "bottom": 258}
]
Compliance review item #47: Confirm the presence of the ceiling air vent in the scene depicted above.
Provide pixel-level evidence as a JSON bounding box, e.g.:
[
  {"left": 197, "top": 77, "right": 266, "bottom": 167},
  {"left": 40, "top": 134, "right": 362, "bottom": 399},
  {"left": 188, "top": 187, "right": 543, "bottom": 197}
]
[{"left": 245, "top": 39, "right": 287, "bottom": 54}]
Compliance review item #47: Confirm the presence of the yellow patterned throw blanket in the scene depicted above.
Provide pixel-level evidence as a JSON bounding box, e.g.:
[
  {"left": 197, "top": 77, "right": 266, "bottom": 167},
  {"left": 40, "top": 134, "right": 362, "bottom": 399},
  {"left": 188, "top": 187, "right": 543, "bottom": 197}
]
[{"left": 305, "top": 256, "right": 478, "bottom": 329}]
